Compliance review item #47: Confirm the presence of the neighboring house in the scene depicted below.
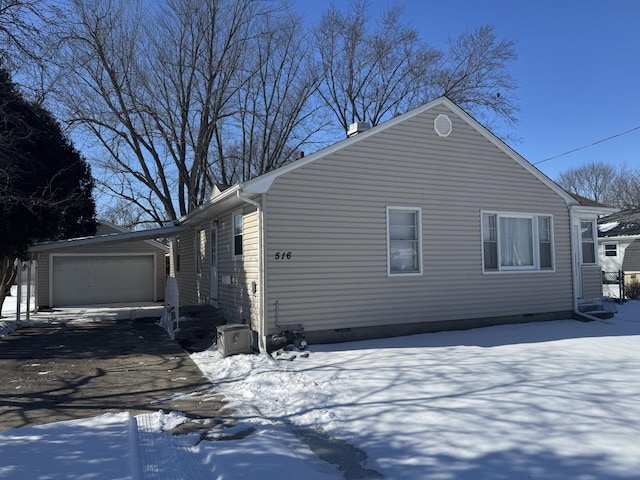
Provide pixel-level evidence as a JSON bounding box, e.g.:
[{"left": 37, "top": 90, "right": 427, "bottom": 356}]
[
  {"left": 164, "top": 97, "right": 612, "bottom": 350},
  {"left": 598, "top": 208, "right": 640, "bottom": 282},
  {"left": 29, "top": 222, "right": 168, "bottom": 308}
]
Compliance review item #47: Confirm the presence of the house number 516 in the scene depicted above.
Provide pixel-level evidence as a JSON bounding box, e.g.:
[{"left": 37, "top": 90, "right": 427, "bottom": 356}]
[{"left": 275, "top": 251, "right": 292, "bottom": 260}]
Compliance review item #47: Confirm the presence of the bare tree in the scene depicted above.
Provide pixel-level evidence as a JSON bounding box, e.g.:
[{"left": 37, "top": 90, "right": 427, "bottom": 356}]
[
  {"left": 313, "top": 2, "right": 518, "bottom": 136},
  {"left": 231, "top": 10, "right": 323, "bottom": 181},
  {"left": 613, "top": 165, "right": 640, "bottom": 209},
  {"left": 0, "top": 0, "right": 47, "bottom": 63},
  {"left": 54, "top": 0, "right": 288, "bottom": 223},
  {"left": 53, "top": 0, "right": 324, "bottom": 224},
  {"left": 0, "top": 0, "right": 66, "bottom": 105},
  {"left": 99, "top": 197, "right": 150, "bottom": 230},
  {"left": 432, "top": 25, "right": 519, "bottom": 129},
  {"left": 555, "top": 161, "right": 619, "bottom": 206},
  {"left": 43, "top": 0, "right": 521, "bottom": 227},
  {"left": 314, "top": 1, "right": 441, "bottom": 134}
]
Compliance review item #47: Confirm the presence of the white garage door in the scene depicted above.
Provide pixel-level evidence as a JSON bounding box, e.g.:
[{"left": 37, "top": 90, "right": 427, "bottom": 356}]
[{"left": 52, "top": 255, "right": 154, "bottom": 306}]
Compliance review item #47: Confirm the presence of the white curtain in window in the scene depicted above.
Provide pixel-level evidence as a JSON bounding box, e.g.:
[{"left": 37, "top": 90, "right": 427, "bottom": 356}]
[{"left": 499, "top": 217, "right": 533, "bottom": 267}]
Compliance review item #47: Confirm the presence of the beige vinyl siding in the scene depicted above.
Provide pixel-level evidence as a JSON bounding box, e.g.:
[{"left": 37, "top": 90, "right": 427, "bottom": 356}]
[
  {"left": 264, "top": 104, "right": 573, "bottom": 334},
  {"left": 36, "top": 224, "right": 166, "bottom": 307},
  {"left": 174, "top": 206, "right": 260, "bottom": 328},
  {"left": 217, "top": 206, "right": 260, "bottom": 328},
  {"left": 36, "top": 253, "right": 49, "bottom": 306}
]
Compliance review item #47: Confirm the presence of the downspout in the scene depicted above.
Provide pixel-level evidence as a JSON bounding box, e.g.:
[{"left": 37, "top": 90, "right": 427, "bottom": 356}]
[{"left": 236, "top": 189, "right": 267, "bottom": 353}]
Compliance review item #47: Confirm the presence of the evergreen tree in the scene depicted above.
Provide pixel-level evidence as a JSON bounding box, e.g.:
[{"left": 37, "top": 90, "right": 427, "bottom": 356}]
[{"left": 0, "top": 67, "right": 96, "bottom": 316}]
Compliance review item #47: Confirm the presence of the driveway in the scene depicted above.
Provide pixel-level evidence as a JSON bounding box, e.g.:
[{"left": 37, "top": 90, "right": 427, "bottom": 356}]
[{"left": 0, "top": 317, "right": 225, "bottom": 431}]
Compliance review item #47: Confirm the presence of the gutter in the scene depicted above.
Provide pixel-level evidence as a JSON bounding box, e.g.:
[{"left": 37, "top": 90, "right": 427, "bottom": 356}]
[{"left": 236, "top": 189, "right": 267, "bottom": 353}]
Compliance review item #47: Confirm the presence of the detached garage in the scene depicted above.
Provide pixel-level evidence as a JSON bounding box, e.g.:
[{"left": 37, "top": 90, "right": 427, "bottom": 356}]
[{"left": 31, "top": 222, "right": 169, "bottom": 308}]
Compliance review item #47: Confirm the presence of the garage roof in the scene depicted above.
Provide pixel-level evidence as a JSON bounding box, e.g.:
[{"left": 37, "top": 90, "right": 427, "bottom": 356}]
[{"left": 28, "top": 223, "right": 183, "bottom": 252}]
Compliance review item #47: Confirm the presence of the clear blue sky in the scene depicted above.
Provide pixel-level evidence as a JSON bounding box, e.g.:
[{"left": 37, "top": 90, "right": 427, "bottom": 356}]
[{"left": 293, "top": 0, "right": 640, "bottom": 181}]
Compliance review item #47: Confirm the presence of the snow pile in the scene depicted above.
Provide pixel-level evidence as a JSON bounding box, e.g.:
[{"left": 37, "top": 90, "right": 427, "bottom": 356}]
[
  {"left": 191, "top": 303, "right": 640, "bottom": 479},
  {"left": 598, "top": 221, "right": 619, "bottom": 233},
  {"left": 0, "top": 318, "right": 18, "bottom": 338},
  {"left": 191, "top": 349, "right": 343, "bottom": 429},
  {"left": 0, "top": 413, "right": 134, "bottom": 479},
  {"left": 0, "top": 286, "right": 20, "bottom": 337},
  {"left": 1, "top": 302, "right": 639, "bottom": 478}
]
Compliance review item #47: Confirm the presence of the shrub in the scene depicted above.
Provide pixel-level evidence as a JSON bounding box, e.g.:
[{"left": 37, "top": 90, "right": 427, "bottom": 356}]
[{"left": 625, "top": 281, "right": 640, "bottom": 300}]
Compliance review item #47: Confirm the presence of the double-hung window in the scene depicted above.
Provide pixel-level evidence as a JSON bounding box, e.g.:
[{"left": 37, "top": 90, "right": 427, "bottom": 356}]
[
  {"left": 581, "top": 220, "right": 596, "bottom": 264},
  {"left": 233, "top": 211, "right": 243, "bottom": 258},
  {"left": 387, "top": 207, "right": 422, "bottom": 275},
  {"left": 482, "top": 212, "right": 554, "bottom": 272}
]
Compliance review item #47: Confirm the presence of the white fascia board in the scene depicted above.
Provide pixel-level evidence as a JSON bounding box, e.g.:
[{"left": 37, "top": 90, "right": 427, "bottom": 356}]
[
  {"left": 570, "top": 205, "right": 618, "bottom": 217},
  {"left": 28, "top": 224, "right": 184, "bottom": 252},
  {"left": 598, "top": 234, "right": 640, "bottom": 241}
]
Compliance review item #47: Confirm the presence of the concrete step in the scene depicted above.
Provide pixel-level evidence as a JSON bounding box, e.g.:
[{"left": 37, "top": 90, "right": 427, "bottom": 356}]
[
  {"left": 174, "top": 305, "right": 226, "bottom": 352},
  {"left": 578, "top": 300, "right": 617, "bottom": 320}
]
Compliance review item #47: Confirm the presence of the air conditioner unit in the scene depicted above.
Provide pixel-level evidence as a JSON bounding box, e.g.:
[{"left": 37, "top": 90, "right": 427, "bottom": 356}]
[{"left": 217, "top": 324, "right": 252, "bottom": 357}]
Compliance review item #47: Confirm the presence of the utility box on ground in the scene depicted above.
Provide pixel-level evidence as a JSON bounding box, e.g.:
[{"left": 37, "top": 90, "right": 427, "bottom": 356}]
[{"left": 217, "top": 324, "right": 252, "bottom": 357}]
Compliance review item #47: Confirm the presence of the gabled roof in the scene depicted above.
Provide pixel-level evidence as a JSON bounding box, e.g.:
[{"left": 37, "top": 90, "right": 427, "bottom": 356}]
[
  {"left": 567, "top": 192, "right": 611, "bottom": 208},
  {"left": 240, "top": 96, "right": 578, "bottom": 206},
  {"left": 598, "top": 208, "right": 640, "bottom": 238}
]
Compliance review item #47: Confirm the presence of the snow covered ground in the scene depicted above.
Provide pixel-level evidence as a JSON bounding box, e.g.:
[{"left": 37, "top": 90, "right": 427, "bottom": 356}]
[{"left": 1, "top": 298, "right": 639, "bottom": 479}]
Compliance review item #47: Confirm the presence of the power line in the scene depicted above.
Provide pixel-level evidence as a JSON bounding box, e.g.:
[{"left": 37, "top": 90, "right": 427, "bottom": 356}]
[{"left": 533, "top": 124, "right": 640, "bottom": 165}]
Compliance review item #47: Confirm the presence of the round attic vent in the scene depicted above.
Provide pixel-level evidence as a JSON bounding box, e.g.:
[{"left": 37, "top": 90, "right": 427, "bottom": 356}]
[{"left": 434, "top": 114, "right": 452, "bottom": 137}]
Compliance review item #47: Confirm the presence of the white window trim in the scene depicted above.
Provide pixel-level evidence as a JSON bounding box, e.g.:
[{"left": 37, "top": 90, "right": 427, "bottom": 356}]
[
  {"left": 603, "top": 241, "right": 619, "bottom": 259},
  {"left": 386, "top": 206, "right": 423, "bottom": 277},
  {"left": 481, "top": 211, "right": 555, "bottom": 274},
  {"left": 232, "top": 210, "right": 244, "bottom": 260},
  {"left": 580, "top": 219, "right": 597, "bottom": 265}
]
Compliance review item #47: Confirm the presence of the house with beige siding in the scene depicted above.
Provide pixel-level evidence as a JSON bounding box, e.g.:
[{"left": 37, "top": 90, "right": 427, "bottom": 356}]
[{"left": 166, "top": 97, "right": 611, "bottom": 351}]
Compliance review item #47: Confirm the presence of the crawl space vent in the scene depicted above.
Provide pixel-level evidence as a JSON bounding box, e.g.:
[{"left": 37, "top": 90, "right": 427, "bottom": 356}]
[{"left": 434, "top": 114, "right": 452, "bottom": 137}]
